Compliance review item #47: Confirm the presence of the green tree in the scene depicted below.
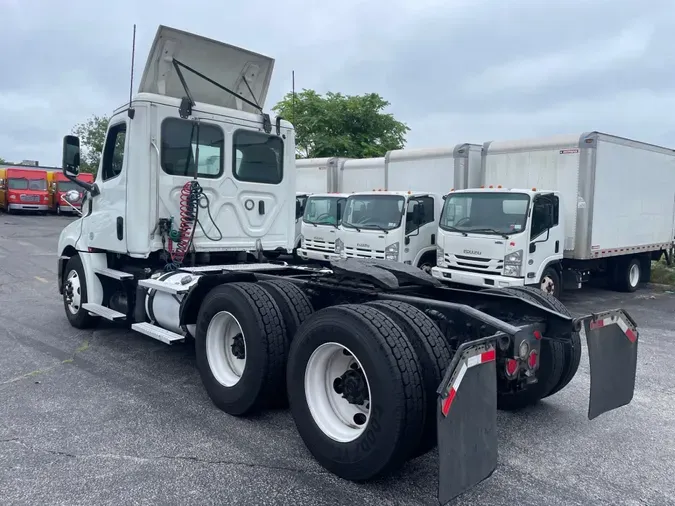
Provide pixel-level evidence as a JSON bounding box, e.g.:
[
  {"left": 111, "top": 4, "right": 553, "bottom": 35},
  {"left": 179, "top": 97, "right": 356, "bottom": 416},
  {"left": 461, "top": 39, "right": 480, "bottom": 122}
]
[
  {"left": 72, "top": 114, "right": 110, "bottom": 174},
  {"left": 272, "top": 90, "right": 409, "bottom": 159},
  {"left": 0, "top": 157, "right": 10, "bottom": 164}
]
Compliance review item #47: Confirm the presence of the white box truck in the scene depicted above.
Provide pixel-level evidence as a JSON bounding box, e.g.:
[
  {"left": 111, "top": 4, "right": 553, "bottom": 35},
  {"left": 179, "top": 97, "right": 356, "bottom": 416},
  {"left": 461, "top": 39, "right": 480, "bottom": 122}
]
[
  {"left": 54, "top": 26, "right": 641, "bottom": 504},
  {"left": 272, "top": 157, "right": 350, "bottom": 260},
  {"left": 336, "top": 145, "right": 482, "bottom": 271},
  {"left": 297, "top": 191, "right": 350, "bottom": 262},
  {"left": 432, "top": 132, "right": 675, "bottom": 297}
]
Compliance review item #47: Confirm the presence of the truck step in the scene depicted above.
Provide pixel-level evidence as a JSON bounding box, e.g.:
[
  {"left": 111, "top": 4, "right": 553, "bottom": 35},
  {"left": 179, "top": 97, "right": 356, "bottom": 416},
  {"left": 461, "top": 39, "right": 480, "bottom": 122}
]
[
  {"left": 82, "top": 303, "right": 126, "bottom": 321},
  {"left": 131, "top": 322, "right": 185, "bottom": 345},
  {"left": 138, "top": 278, "right": 190, "bottom": 294},
  {"left": 94, "top": 267, "right": 134, "bottom": 280}
]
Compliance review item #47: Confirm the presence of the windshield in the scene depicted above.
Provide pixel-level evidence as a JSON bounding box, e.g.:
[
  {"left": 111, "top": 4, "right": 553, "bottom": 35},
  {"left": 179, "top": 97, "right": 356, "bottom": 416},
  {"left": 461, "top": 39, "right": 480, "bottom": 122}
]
[
  {"left": 440, "top": 192, "right": 530, "bottom": 235},
  {"left": 303, "top": 196, "right": 346, "bottom": 226},
  {"left": 8, "top": 178, "right": 47, "bottom": 191},
  {"left": 57, "top": 181, "right": 81, "bottom": 192},
  {"left": 342, "top": 195, "right": 405, "bottom": 231}
]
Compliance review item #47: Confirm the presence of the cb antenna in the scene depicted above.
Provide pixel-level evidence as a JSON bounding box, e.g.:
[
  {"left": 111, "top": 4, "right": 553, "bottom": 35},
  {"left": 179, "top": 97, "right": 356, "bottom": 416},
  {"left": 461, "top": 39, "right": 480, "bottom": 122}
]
[
  {"left": 292, "top": 70, "right": 296, "bottom": 125},
  {"left": 127, "top": 24, "right": 137, "bottom": 119}
]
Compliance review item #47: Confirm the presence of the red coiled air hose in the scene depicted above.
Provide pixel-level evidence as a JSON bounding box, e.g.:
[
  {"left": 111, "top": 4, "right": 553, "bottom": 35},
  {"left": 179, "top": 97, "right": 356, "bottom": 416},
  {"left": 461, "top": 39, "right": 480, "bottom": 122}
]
[{"left": 171, "top": 180, "right": 199, "bottom": 266}]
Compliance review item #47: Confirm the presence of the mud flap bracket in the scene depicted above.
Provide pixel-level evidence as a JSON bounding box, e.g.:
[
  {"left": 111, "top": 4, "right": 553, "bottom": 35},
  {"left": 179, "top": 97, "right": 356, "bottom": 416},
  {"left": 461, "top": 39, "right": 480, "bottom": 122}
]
[
  {"left": 579, "top": 309, "right": 639, "bottom": 420},
  {"left": 436, "top": 336, "right": 498, "bottom": 505}
]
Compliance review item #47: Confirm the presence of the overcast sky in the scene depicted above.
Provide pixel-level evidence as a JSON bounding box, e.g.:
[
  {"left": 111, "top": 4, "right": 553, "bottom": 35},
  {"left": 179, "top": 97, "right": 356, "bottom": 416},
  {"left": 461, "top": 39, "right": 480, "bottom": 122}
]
[{"left": 1, "top": 0, "right": 674, "bottom": 166}]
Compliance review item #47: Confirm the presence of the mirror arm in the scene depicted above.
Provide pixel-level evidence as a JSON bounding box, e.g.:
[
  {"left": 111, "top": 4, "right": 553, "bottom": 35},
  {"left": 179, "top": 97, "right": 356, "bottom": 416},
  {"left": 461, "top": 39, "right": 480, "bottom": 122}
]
[{"left": 64, "top": 172, "right": 100, "bottom": 197}]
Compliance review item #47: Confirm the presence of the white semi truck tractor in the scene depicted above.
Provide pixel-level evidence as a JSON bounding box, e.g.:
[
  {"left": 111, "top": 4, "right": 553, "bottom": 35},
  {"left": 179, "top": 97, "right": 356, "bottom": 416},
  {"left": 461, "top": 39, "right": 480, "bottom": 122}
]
[{"left": 56, "top": 25, "right": 641, "bottom": 505}]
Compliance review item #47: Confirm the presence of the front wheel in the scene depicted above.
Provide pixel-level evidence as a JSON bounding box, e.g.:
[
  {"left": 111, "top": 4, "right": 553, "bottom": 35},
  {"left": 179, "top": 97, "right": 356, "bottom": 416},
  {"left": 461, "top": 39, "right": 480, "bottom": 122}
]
[
  {"left": 539, "top": 266, "right": 561, "bottom": 299},
  {"left": 62, "top": 255, "right": 99, "bottom": 329}
]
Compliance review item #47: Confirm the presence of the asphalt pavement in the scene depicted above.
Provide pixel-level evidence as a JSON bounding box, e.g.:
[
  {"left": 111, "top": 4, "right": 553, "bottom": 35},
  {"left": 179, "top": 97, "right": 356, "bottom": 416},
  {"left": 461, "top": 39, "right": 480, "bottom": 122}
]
[{"left": 1, "top": 212, "right": 674, "bottom": 506}]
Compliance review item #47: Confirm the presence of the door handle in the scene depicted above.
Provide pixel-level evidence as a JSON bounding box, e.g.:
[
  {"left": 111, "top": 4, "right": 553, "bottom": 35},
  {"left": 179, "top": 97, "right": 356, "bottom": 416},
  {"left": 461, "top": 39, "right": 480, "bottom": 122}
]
[
  {"left": 116, "top": 216, "right": 124, "bottom": 240},
  {"left": 555, "top": 240, "right": 559, "bottom": 253},
  {"left": 258, "top": 201, "right": 265, "bottom": 215}
]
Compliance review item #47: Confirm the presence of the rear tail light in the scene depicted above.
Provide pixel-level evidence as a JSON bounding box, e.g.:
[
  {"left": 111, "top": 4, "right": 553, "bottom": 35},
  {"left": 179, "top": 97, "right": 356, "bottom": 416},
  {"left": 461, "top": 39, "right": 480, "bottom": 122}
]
[
  {"left": 528, "top": 350, "right": 539, "bottom": 369},
  {"left": 505, "top": 359, "right": 518, "bottom": 377}
]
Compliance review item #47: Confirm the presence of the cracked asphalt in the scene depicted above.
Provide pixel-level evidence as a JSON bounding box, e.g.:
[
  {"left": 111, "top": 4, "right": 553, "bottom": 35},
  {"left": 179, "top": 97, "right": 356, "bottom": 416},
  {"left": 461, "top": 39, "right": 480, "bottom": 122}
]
[{"left": 1, "top": 213, "right": 674, "bottom": 506}]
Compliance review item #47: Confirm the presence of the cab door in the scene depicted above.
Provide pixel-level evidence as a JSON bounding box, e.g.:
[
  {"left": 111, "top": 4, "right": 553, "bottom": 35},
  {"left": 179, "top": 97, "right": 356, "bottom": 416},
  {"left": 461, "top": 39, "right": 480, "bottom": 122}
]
[{"left": 82, "top": 117, "right": 129, "bottom": 253}]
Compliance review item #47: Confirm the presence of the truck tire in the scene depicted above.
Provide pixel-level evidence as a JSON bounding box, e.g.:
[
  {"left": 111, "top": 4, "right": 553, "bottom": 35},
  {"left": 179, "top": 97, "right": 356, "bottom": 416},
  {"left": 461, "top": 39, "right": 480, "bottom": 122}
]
[
  {"left": 365, "top": 300, "right": 451, "bottom": 458},
  {"left": 613, "top": 257, "right": 641, "bottom": 292},
  {"left": 539, "top": 266, "right": 561, "bottom": 299},
  {"left": 258, "top": 280, "right": 313, "bottom": 342},
  {"left": 62, "top": 255, "right": 100, "bottom": 329},
  {"left": 481, "top": 287, "right": 565, "bottom": 410},
  {"left": 194, "top": 282, "right": 287, "bottom": 416},
  {"left": 287, "top": 304, "right": 425, "bottom": 481},
  {"left": 502, "top": 286, "right": 581, "bottom": 399},
  {"left": 417, "top": 252, "right": 436, "bottom": 273}
]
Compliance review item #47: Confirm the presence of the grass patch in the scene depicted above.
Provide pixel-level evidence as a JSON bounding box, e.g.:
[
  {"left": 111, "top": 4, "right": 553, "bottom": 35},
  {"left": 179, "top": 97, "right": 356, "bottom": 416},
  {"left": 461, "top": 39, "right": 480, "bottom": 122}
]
[{"left": 651, "top": 257, "right": 675, "bottom": 286}]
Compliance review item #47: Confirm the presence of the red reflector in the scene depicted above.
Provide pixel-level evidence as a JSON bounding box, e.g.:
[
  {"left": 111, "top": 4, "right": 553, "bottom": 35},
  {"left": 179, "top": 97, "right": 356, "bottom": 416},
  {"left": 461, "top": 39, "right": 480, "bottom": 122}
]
[
  {"left": 481, "top": 349, "right": 496, "bottom": 362},
  {"left": 505, "top": 359, "right": 518, "bottom": 376},
  {"left": 625, "top": 328, "right": 637, "bottom": 343},
  {"left": 533, "top": 330, "right": 542, "bottom": 340},
  {"left": 441, "top": 388, "right": 457, "bottom": 416},
  {"left": 528, "top": 350, "right": 538, "bottom": 369}
]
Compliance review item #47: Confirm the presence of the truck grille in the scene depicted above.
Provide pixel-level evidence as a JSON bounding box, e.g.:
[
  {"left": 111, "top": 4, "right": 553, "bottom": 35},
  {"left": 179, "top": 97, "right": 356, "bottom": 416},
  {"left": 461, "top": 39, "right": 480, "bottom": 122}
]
[
  {"left": 444, "top": 253, "right": 503, "bottom": 275},
  {"left": 344, "top": 247, "right": 385, "bottom": 260},
  {"left": 304, "top": 238, "right": 335, "bottom": 253},
  {"left": 20, "top": 194, "right": 40, "bottom": 202}
]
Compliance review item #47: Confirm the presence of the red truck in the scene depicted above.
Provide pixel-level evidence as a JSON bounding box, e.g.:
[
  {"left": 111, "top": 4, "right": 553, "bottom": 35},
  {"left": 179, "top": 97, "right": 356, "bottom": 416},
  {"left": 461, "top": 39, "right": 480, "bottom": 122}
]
[
  {"left": 1, "top": 168, "right": 50, "bottom": 213},
  {"left": 48, "top": 171, "right": 94, "bottom": 214}
]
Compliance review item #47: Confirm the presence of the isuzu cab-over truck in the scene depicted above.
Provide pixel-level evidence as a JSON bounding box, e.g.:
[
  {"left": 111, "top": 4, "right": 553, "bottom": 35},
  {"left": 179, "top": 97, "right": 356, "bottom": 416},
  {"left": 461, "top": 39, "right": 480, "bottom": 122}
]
[
  {"left": 431, "top": 133, "right": 675, "bottom": 298},
  {"left": 56, "top": 25, "right": 640, "bottom": 505}
]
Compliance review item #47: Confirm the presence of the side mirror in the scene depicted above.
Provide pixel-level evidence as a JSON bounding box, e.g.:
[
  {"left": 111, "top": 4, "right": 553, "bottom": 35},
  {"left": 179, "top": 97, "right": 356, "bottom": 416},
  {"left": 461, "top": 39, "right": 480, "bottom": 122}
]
[
  {"left": 62, "top": 135, "right": 81, "bottom": 177},
  {"left": 295, "top": 200, "right": 302, "bottom": 219}
]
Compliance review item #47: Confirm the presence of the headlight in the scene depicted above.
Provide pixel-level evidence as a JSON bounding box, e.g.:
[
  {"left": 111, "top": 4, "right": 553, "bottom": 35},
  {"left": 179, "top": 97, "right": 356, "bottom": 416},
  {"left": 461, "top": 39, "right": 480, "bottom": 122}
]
[
  {"left": 385, "top": 242, "right": 399, "bottom": 261},
  {"left": 335, "top": 238, "right": 344, "bottom": 255},
  {"left": 436, "top": 246, "right": 445, "bottom": 266},
  {"left": 503, "top": 249, "right": 523, "bottom": 277}
]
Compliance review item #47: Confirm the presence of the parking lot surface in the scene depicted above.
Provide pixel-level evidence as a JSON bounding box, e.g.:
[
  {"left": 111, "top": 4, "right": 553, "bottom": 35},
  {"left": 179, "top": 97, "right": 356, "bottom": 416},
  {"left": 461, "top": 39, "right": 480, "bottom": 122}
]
[{"left": 1, "top": 213, "right": 674, "bottom": 506}]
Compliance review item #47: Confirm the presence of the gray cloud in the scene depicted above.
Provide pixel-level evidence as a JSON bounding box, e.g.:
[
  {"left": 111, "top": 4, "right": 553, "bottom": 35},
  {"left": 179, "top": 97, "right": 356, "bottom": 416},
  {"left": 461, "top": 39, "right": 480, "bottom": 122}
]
[{"left": 1, "top": 0, "right": 674, "bottom": 166}]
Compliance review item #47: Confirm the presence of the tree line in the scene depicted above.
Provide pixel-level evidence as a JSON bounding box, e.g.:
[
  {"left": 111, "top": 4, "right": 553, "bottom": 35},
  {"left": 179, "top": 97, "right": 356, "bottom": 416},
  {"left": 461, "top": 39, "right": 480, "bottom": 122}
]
[{"left": 2, "top": 90, "right": 409, "bottom": 175}]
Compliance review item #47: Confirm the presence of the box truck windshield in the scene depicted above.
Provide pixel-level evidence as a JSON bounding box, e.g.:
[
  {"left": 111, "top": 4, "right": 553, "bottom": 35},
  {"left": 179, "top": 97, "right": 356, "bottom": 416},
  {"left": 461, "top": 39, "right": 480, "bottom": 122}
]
[
  {"left": 304, "top": 195, "right": 345, "bottom": 226},
  {"left": 342, "top": 194, "right": 405, "bottom": 231},
  {"left": 9, "top": 178, "right": 47, "bottom": 191},
  {"left": 440, "top": 192, "right": 530, "bottom": 236}
]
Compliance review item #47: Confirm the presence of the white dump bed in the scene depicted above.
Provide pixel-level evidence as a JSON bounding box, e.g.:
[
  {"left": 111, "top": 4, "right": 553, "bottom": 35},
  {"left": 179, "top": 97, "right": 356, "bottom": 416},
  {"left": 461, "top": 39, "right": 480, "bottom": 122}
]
[
  {"left": 483, "top": 132, "right": 675, "bottom": 259},
  {"left": 296, "top": 157, "right": 349, "bottom": 194},
  {"left": 385, "top": 144, "right": 482, "bottom": 192},
  {"left": 339, "top": 157, "right": 385, "bottom": 192}
]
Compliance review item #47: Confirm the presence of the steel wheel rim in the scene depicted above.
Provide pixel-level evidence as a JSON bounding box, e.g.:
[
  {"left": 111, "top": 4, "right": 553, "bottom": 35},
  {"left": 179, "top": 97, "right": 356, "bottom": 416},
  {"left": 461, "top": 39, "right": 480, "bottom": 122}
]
[
  {"left": 304, "top": 342, "right": 372, "bottom": 443},
  {"left": 206, "top": 311, "right": 247, "bottom": 387},
  {"left": 540, "top": 275, "right": 555, "bottom": 295},
  {"left": 65, "top": 269, "right": 81, "bottom": 314},
  {"left": 629, "top": 263, "right": 640, "bottom": 287}
]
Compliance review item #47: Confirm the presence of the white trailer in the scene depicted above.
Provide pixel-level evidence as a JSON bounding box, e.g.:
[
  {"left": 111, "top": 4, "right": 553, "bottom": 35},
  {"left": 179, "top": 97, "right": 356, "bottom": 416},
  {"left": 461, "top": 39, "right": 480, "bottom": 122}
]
[
  {"left": 385, "top": 144, "right": 482, "bottom": 192},
  {"left": 432, "top": 132, "right": 675, "bottom": 297},
  {"left": 339, "top": 156, "right": 385, "bottom": 192},
  {"left": 54, "top": 26, "right": 641, "bottom": 505},
  {"left": 296, "top": 157, "right": 350, "bottom": 194}
]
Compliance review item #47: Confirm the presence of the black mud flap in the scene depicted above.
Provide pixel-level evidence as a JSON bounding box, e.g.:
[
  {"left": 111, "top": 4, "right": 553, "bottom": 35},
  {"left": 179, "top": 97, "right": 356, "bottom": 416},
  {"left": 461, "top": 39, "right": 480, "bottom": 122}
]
[
  {"left": 436, "top": 337, "right": 498, "bottom": 505},
  {"left": 580, "top": 309, "right": 639, "bottom": 420}
]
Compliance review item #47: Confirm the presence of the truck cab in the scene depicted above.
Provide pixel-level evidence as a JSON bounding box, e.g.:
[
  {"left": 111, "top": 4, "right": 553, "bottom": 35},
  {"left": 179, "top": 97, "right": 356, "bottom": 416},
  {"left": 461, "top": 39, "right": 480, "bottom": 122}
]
[
  {"left": 4, "top": 168, "right": 50, "bottom": 212},
  {"left": 432, "top": 187, "right": 564, "bottom": 294},
  {"left": 58, "top": 25, "right": 295, "bottom": 285},
  {"left": 297, "top": 192, "right": 348, "bottom": 262},
  {"left": 337, "top": 190, "right": 441, "bottom": 270}
]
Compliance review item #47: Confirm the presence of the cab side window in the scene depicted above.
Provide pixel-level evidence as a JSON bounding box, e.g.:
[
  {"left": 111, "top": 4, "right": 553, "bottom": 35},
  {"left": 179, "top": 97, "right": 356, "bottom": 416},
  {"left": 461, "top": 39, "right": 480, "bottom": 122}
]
[
  {"left": 101, "top": 123, "right": 127, "bottom": 181},
  {"left": 406, "top": 196, "right": 435, "bottom": 234},
  {"left": 530, "top": 195, "right": 559, "bottom": 239},
  {"left": 233, "top": 130, "right": 284, "bottom": 184}
]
